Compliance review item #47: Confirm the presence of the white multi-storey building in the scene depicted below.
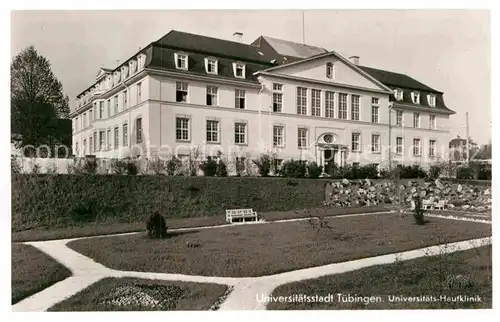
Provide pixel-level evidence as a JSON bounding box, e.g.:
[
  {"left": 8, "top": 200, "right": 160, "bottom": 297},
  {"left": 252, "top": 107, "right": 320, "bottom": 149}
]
[{"left": 71, "top": 30, "right": 455, "bottom": 172}]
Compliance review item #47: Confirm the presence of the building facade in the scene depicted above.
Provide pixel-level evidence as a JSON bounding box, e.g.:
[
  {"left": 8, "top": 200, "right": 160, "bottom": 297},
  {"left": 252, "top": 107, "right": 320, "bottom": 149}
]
[{"left": 71, "top": 30, "right": 455, "bottom": 172}]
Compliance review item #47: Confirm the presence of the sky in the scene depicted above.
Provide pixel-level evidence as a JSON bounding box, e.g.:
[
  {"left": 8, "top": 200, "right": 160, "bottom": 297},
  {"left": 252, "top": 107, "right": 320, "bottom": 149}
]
[{"left": 10, "top": 9, "right": 491, "bottom": 144}]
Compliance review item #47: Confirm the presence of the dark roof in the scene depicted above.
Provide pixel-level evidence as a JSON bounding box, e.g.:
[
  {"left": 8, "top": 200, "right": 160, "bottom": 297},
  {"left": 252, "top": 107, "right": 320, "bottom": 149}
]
[
  {"left": 155, "top": 30, "right": 276, "bottom": 65},
  {"left": 146, "top": 45, "right": 272, "bottom": 82},
  {"left": 358, "top": 65, "right": 441, "bottom": 93}
]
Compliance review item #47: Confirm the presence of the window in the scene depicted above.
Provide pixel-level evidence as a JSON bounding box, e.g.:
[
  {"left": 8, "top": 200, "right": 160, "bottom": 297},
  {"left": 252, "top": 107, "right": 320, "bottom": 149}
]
[
  {"left": 107, "top": 99, "right": 111, "bottom": 117},
  {"left": 273, "top": 126, "right": 284, "bottom": 147},
  {"left": 206, "top": 58, "right": 217, "bottom": 74},
  {"left": 99, "top": 102, "right": 104, "bottom": 119},
  {"left": 413, "top": 112, "right": 420, "bottom": 128},
  {"left": 235, "top": 89, "right": 245, "bottom": 109},
  {"left": 273, "top": 83, "right": 283, "bottom": 112},
  {"left": 137, "top": 82, "right": 142, "bottom": 103},
  {"left": 123, "top": 91, "right": 127, "bottom": 109},
  {"left": 338, "top": 93, "right": 348, "bottom": 119},
  {"left": 371, "top": 106, "right": 379, "bottom": 123},
  {"left": 114, "top": 127, "right": 119, "bottom": 149},
  {"left": 114, "top": 95, "right": 118, "bottom": 115},
  {"left": 176, "top": 53, "right": 188, "bottom": 70},
  {"left": 413, "top": 138, "right": 421, "bottom": 156},
  {"left": 176, "top": 118, "right": 189, "bottom": 141},
  {"left": 234, "top": 123, "right": 246, "bottom": 144},
  {"left": 89, "top": 110, "right": 93, "bottom": 124},
  {"left": 107, "top": 129, "right": 111, "bottom": 150},
  {"left": 372, "top": 97, "right": 379, "bottom": 105},
  {"left": 371, "top": 134, "right": 381, "bottom": 153},
  {"left": 411, "top": 92, "right": 420, "bottom": 104},
  {"left": 326, "top": 62, "right": 334, "bottom": 79},
  {"left": 298, "top": 128, "right": 308, "bottom": 148},
  {"left": 89, "top": 136, "right": 93, "bottom": 154},
  {"left": 75, "top": 117, "right": 78, "bottom": 131},
  {"left": 75, "top": 142, "right": 79, "bottom": 155},
  {"left": 234, "top": 63, "right": 245, "bottom": 78},
  {"left": 396, "top": 137, "right": 404, "bottom": 154},
  {"left": 352, "top": 133, "right": 361, "bottom": 152},
  {"left": 206, "top": 120, "right": 219, "bottom": 143},
  {"left": 429, "top": 140, "right": 436, "bottom": 157},
  {"left": 83, "top": 139, "right": 87, "bottom": 155},
  {"left": 93, "top": 132, "right": 97, "bottom": 152},
  {"left": 311, "top": 89, "right": 321, "bottom": 116},
  {"left": 429, "top": 114, "right": 436, "bottom": 130},
  {"left": 176, "top": 82, "right": 188, "bottom": 103},
  {"left": 99, "top": 131, "right": 105, "bottom": 151},
  {"left": 83, "top": 113, "right": 87, "bottom": 127},
  {"left": 296, "top": 87, "right": 307, "bottom": 115},
  {"left": 136, "top": 118, "right": 142, "bottom": 143},
  {"left": 325, "top": 91, "right": 335, "bottom": 118},
  {"left": 394, "top": 89, "right": 403, "bottom": 101},
  {"left": 123, "top": 123, "right": 128, "bottom": 146},
  {"left": 351, "top": 95, "right": 360, "bottom": 121},
  {"left": 396, "top": 110, "right": 403, "bottom": 126},
  {"left": 428, "top": 94, "right": 436, "bottom": 107},
  {"left": 206, "top": 86, "right": 218, "bottom": 106}
]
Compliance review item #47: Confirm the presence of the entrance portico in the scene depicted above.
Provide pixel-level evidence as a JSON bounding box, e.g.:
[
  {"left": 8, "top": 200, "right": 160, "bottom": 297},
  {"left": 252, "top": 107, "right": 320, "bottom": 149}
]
[{"left": 315, "top": 133, "right": 349, "bottom": 172}]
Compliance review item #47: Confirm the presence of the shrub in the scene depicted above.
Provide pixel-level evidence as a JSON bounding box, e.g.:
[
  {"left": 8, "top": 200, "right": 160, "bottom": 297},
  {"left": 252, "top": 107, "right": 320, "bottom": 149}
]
[
  {"left": 253, "top": 154, "right": 271, "bottom": 177},
  {"left": 280, "top": 159, "right": 307, "bottom": 178},
  {"left": 216, "top": 158, "right": 228, "bottom": 177},
  {"left": 456, "top": 166, "right": 475, "bottom": 180},
  {"left": 146, "top": 212, "right": 168, "bottom": 238},
  {"left": 478, "top": 166, "right": 492, "bottom": 180},
  {"left": 148, "top": 157, "right": 166, "bottom": 175},
  {"left": 428, "top": 164, "right": 442, "bottom": 180},
  {"left": 234, "top": 156, "right": 246, "bottom": 177},
  {"left": 412, "top": 196, "right": 425, "bottom": 225},
  {"left": 200, "top": 157, "right": 217, "bottom": 177},
  {"left": 11, "top": 155, "right": 21, "bottom": 174},
  {"left": 356, "top": 164, "right": 379, "bottom": 179},
  {"left": 398, "top": 165, "right": 427, "bottom": 179},
  {"left": 166, "top": 155, "right": 183, "bottom": 176},
  {"left": 82, "top": 158, "right": 98, "bottom": 174},
  {"left": 307, "top": 161, "right": 323, "bottom": 179},
  {"left": 112, "top": 158, "right": 138, "bottom": 175}
]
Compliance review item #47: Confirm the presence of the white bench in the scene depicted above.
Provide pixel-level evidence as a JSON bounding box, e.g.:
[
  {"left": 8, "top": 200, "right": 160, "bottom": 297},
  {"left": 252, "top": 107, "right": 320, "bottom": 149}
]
[{"left": 226, "top": 208, "right": 259, "bottom": 223}]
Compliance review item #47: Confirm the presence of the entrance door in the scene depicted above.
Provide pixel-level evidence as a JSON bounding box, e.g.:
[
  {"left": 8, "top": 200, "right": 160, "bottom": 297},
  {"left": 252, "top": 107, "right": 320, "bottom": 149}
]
[{"left": 324, "top": 149, "right": 336, "bottom": 175}]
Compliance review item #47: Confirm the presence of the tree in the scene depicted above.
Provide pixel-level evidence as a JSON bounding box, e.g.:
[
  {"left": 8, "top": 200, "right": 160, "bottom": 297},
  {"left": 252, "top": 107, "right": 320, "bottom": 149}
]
[
  {"left": 473, "top": 143, "right": 492, "bottom": 160},
  {"left": 11, "top": 45, "right": 70, "bottom": 155}
]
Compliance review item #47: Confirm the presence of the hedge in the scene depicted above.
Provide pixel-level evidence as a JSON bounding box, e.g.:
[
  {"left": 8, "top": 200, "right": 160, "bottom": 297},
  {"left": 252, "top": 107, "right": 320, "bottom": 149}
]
[{"left": 11, "top": 174, "right": 328, "bottom": 232}]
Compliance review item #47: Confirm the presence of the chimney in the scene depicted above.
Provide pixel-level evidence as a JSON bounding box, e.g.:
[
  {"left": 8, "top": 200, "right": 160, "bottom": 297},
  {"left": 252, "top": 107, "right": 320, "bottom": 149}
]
[
  {"left": 233, "top": 32, "right": 243, "bottom": 43},
  {"left": 349, "top": 55, "right": 360, "bottom": 65}
]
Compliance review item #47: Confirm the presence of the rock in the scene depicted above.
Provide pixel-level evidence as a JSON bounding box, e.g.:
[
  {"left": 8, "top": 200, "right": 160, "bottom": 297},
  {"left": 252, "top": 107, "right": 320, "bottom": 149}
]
[
  {"left": 369, "top": 186, "right": 376, "bottom": 192},
  {"left": 342, "top": 178, "right": 349, "bottom": 185},
  {"left": 462, "top": 205, "right": 471, "bottom": 210},
  {"left": 435, "top": 179, "right": 444, "bottom": 190},
  {"left": 365, "top": 178, "right": 372, "bottom": 186},
  {"left": 484, "top": 188, "right": 490, "bottom": 195},
  {"left": 411, "top": 187, "right": 417, "bottom": 193},
  {"left": 407, "top": 181, "right": 413, "bottom": 187},
  {"left": 420, "top": 190, "right": 427, "bottom": 198},
  {"left": 457, "top": 184, "right": 463, "bottom": 193},
  {"left": 399, "top": 185, "right": 405, "bottom": 190},
  {"left": 448, "top": 204, "right": 455, "bottom": 208}
]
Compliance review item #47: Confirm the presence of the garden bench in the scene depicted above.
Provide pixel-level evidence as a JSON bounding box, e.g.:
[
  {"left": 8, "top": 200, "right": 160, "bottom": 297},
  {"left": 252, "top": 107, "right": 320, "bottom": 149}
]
[
  {"left": 422, "top": 199, "right": 434, "bottom": 210},
  {"left": 226, "top": 208, "right": 259, "bottom": 223},
  {"left": 434, "top": 200, "right": 448, "bottom": 210}
]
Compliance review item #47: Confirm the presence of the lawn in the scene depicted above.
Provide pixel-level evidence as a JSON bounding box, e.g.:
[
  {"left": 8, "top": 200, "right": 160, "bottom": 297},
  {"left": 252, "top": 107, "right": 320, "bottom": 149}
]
[
  {"left": 12, "top": 243, "right": 72, "bottom": 304},
  {"left": 12, "top": 205, "right": 387, "bottom": 242},
  {"left": 48, "top": 277, "right": 229, "bottom": 311},
  {"left": 68, "top": 213, "right": 491, "bottom": 277},
  {"left": 268, "top": 245, "right": 492, "bottom": 310}
]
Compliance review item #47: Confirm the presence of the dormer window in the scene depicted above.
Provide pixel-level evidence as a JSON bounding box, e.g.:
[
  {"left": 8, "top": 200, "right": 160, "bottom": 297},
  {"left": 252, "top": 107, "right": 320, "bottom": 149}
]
[
  {"left": 394, "top": 89, "right": 403, "bottom": 101},
  {"left": 428, "top": 94, "right": 436, "bottom": 107},
  {"left": 411, "top": 92, "right": 420, "bottom": 104},
  {"left": 326, "top": 62, "right": 334, "bottom": 79},
  {"left": 233, "top": 62, "right": 246, "bottom": 78},
  {"left": 205, "top": 58, "right": 218, "bottom": 74},
  {"left": 129, "top": 60, "right": 137, "bottom": 74},
  {"left": 175, "top": 53, "right": 188, "bottom": 70}
]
